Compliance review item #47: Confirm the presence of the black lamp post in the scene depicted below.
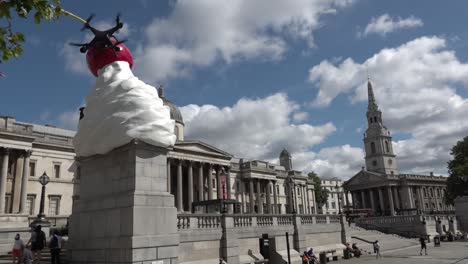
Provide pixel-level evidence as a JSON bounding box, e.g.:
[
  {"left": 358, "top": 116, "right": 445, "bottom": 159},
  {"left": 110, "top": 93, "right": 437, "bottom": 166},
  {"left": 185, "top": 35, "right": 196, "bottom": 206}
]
[
  {"left": 30, "top": 172, "right": 51, "bottom": 228},
  {"left": 335, "top": 183, "right": 342, "bottom": 215}
]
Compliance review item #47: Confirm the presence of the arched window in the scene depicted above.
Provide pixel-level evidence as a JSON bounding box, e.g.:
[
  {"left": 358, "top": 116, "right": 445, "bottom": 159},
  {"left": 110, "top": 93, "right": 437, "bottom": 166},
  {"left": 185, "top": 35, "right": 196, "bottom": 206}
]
[
  {"left": 385, "top": 141, "right": 390, "bottom": 153},
  {"left": 371, "top": 142, "right": 376, "bottom": 154}
]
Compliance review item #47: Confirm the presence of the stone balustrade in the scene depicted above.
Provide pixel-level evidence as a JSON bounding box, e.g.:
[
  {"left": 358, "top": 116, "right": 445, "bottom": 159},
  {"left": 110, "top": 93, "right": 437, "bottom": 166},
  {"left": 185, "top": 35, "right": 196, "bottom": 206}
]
[{"left": 177, "top": 213, "right": 342, "bottom": 231}]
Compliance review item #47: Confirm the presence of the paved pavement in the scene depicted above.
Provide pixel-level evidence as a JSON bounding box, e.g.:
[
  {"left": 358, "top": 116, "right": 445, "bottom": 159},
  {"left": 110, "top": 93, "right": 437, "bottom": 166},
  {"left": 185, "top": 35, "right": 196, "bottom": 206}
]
[{"left": 335, "top": 241, "right": 468, "bottom": 264}]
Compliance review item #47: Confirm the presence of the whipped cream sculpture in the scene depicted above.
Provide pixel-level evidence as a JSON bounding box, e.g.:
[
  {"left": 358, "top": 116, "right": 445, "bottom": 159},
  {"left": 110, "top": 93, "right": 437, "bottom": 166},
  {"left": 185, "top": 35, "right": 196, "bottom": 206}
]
[{"left": 70, "top": 14, "right": 176, "bottom": 157}]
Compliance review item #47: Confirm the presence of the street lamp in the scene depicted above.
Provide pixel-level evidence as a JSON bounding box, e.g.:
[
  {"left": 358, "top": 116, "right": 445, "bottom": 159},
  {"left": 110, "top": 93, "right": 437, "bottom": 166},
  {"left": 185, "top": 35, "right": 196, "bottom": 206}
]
[
  {"left": 335, "top": 183, "right": 342, "bottom": 215},
  {"left": 30, "top": 172, "right": 51, "bottom": 228}
]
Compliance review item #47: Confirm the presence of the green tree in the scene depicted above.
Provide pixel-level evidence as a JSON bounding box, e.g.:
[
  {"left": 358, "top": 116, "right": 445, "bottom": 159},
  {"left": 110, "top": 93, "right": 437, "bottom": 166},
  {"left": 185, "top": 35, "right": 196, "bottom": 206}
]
[
  {"left": 308, "top": 171, "right": 329, "bottom": 207},
  {"left": 445, "top": 136, "right": 468, "bottom": 204},
  {"left": 0, "top": 0, "right": 62, "bottom": 62}
]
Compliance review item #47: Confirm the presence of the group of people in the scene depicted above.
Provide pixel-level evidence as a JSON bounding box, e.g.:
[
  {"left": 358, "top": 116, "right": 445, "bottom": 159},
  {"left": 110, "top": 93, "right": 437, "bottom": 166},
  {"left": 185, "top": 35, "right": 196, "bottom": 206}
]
[
  {"left": 11, "top": 225, "right": 63, "bottom": 264},
  {"left": 301, "top": 247, "right": 318, "bottom": 264}
]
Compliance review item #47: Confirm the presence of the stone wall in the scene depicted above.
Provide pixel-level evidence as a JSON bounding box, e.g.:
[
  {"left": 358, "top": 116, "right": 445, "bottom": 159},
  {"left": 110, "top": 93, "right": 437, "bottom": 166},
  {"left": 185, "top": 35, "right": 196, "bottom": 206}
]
[{"left": 177, "top": 214, "right": 346, "bottom": 264}]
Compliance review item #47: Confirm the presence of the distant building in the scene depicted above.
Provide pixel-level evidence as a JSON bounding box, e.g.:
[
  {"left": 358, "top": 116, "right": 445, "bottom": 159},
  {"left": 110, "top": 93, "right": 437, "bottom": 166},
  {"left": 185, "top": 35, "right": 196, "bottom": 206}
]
[
  {"left": 343, "top": 80, "right": 451, "bottom": 216},
  {"left": 319, "top": 177, "right": 352, "bottom": 215}
]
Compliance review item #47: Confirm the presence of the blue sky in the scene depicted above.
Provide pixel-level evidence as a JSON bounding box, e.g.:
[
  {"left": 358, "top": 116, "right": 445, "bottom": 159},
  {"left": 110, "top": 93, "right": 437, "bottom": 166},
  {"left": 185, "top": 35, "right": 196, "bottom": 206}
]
[{"left": 1, "top": 0, "right": 468, "bottom": 179}]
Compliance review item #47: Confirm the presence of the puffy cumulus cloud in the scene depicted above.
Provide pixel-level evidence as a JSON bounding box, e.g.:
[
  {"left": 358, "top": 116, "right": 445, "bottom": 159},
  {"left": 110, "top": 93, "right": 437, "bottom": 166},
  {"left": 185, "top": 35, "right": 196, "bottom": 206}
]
[
  {"left": 308, "top": 36, "right": 468, "bottom": 174},
  {"left": 180, "top": 93, "right": 336, "bottom": 161},
  {"left": 291, "top": 145, "right": 364, "bottom": 180},
  {"left": 135, "top": 0, "right": 355, "bottom": 83},
  {"left": 360, "top": 14, "right": 423, "bottom": 37}
]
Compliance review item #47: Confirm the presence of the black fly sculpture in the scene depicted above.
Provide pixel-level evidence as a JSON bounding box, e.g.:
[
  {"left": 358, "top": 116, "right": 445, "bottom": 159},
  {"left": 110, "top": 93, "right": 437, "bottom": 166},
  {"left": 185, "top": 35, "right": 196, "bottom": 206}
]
[{"left": 69, "top": 14, "right": 126, "bottom": 53}]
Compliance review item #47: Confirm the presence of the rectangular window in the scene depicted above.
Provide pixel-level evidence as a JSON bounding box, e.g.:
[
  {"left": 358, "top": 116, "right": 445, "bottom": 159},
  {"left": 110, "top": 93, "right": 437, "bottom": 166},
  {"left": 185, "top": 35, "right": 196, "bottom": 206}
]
[
  {"left": 48, "top": 196, "right": 61, "bottom": 216},
  {"left": 54, "top": 164, "right": 61, "bottom": 178},
  {"left": 245, "top": 203, "right": 250, "bottom": 213},
  {"left": 29, "top": 161, "right": 36, "bottom": 177},
  {"left": 26, "top": 195, "right": 35, "bottom": 215},
  {"left": 332, "top": 202, "right": 336, "bottom": 209},
  {"left": 278, "top": 204, "right": 282, "bottom": 214}
]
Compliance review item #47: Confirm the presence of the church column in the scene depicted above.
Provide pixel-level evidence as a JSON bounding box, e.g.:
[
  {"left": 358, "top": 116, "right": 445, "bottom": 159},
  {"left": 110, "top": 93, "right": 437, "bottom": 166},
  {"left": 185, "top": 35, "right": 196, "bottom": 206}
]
[
  {"left": 0, "top": 148, "right": 10, "bottom": 214},
  {"left": 360, "top": 190, "right": 367, "bottom": 209},
  {"left": 226, "top": 167, "right": 232, "bottom": 200},
  {"left": 198, "top": 163, "right": 204, "bottom": 202},
  {"left": 369, "top": 189, "right": 376, "bottom": 214},
  {"left": 177, "top": 160, "right": 183, "bottom": 212},
  {"left": 387, "top": 186, "right": 395, "bottom": 215},
  {"left": 256, "top": 180, "right": 263, "bottom": 214},
  {"left": 378, "top": 188, "right": 385, "bottom": 213},
  {"left": 393, "top": 187, "right": 400, "bottom": 211},
  {"left": 273, "top": 181, "right": 278, "bottom": 214},
  {"left": 249, "top": 179, "right": 254, "bottom": 213},
  {"left": 19, "top": 150, "right": 32, "bottom": 214},
  {"left": 167, "top": 158, "right": 172, "bottom": 194},
  {"left": 187, "top": 161, "right": 193, "bottom": 213},
  {"left": 266, "top": 180, "right": 272, "bottom": 214},
  {"left": 207, "top": 164, "right": 213, "bottom": 200},
  {"left": 216, "top": 166, "right": 221, "bottom": 199}
]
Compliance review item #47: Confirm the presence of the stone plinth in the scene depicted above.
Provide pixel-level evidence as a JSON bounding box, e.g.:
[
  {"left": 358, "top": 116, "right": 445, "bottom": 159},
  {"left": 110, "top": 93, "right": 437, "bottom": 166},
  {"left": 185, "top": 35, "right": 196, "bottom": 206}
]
[
  {"left": 455, "top": 196, "right": 468, "bottom": 233},
  {"left": 69, "top": 140, "right": 179, "bottom": 264}
]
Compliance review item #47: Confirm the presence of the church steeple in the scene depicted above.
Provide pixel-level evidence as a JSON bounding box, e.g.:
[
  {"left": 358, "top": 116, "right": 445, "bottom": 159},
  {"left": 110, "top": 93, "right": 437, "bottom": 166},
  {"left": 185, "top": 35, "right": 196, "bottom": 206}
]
[{"left": 363, "top": 79, "right": 399, "bottom": 175}]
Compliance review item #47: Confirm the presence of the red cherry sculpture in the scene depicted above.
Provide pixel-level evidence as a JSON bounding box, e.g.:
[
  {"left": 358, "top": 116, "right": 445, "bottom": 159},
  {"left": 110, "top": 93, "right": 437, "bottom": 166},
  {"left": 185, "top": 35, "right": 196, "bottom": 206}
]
[{"left": 86, "top": 40, "right": 133, "bottom": 77}]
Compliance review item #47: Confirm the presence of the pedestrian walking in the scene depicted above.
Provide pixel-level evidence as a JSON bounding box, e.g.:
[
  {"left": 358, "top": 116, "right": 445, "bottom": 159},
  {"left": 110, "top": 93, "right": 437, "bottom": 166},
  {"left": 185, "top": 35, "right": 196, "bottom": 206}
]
[
  {"left": 21, "top": 245, "right": 34, "bottom": 264},
  {"left": 49, "top": 230, "right": 63, "bottom": 264},
  {"left": 12, "top": 233, "right": 24, "bottom": 264},
  {"left": 373, "top": 240, "right": 382, "bottom": 259},
  {"left": 419, "top": 236, "right": 427, "bottom": 255},
  {"left": 27, "top": 225, "right": 46, "bottom": 264}
]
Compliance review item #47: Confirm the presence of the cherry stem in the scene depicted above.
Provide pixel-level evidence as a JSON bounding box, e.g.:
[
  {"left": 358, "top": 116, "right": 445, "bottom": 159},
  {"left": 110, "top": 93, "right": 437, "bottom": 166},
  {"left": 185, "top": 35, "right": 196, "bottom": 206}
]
[{"left": 60, "top": 8, "right": 87, "bottom": 24}]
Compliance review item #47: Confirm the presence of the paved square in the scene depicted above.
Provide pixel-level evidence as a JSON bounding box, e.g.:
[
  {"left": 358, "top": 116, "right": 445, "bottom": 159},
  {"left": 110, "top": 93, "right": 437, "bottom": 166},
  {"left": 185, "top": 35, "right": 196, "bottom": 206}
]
[{"left": 335, "top": 241, "right": 468, "bottom": 264}]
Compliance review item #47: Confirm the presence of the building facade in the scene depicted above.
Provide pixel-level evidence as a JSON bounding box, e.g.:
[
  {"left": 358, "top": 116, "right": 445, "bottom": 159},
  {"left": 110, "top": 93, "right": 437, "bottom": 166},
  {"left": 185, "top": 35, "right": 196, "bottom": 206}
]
[
  {"left": 343, "top": 80, "right": 451, "bottom": 216},
  {"left": 0, "top": 115, "right": 77, "bottom": 226},
  {"left": 320, "top": 177, "right": 352, "bottom": 215}
]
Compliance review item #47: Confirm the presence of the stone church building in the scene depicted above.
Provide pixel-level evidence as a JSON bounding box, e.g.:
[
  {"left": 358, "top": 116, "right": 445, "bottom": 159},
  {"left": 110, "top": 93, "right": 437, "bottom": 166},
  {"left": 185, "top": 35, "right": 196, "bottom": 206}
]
[{"left": 343, "top": 80, "right": 451, "bottom": 216}]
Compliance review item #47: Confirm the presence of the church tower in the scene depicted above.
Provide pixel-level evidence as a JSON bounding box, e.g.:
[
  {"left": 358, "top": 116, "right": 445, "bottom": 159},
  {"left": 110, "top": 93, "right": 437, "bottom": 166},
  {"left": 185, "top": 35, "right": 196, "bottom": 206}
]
[
  {"left": 279, "top": 148, "right": 293, "bottom": 172},
  {"left": 363, "top": 79, "right": 399, "bottom": 175}
]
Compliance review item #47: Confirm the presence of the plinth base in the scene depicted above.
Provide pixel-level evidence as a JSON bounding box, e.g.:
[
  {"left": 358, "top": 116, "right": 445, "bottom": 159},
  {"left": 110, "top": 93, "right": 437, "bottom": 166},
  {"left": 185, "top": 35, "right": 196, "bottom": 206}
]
[{"left": 69, "top": 140, "right": 179, "bottom": 263}]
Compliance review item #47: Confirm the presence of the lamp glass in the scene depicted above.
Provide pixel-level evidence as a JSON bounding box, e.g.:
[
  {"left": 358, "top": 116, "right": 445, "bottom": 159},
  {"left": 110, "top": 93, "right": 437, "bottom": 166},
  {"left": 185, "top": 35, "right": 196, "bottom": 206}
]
[{"left": 39, "top": 172, "right": 50, "bottom": 186}]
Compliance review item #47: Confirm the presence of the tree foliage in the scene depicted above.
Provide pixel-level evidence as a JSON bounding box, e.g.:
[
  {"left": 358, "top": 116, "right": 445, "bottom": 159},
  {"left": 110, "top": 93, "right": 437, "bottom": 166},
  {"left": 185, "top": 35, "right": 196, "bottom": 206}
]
[
  {"left": 0, "top": 0, "right": 62, "bottom": 62},
  {"left": 445, "top": 136, "right": 468, "bottom": 204},
  {"left": 308, "top": 171, "right": 329, "bottom": 206}
]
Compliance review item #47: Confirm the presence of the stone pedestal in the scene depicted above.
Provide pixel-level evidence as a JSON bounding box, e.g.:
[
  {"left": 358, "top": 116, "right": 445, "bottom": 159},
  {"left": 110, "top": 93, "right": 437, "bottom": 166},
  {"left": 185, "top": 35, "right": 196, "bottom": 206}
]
[
  {"left": 69, "top": 140, "right": 179, "bottom": 264},
  {"left": 455, "top": 196, "right": 468, "bottom": 233}
]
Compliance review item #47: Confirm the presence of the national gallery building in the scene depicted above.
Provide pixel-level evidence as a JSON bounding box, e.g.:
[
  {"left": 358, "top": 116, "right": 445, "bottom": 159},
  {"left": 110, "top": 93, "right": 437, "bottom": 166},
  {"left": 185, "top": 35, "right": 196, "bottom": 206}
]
[
  {"left": 343, "top": 80, "right": 452, "bottom": 216},
  {"left": 0, "top": 87, "right": 317, "bottom": 226}
]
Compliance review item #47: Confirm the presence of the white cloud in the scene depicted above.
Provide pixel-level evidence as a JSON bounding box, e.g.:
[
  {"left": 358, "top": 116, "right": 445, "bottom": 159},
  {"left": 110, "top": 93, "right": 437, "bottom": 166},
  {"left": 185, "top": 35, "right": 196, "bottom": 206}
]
[
  {"left": 180, "top": 93, "right": 336, "bottom": 161},
  {"left": 308, "top": 36, "right": 468, "bottom": 174},
  {"left": 135, "top": 0, "right": 355, "bottom": 83},
  {"left": 360, "top": 14, "right": 423, "bottom": 37}
]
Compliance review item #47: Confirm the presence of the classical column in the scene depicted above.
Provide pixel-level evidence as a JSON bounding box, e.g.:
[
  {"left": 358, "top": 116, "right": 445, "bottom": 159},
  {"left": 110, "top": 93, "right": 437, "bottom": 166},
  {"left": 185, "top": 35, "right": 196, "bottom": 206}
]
[
  {"left": 393, "top": 187, "right": 400, "bottom": 211},
  {"left": 216, "top": 166, "right": 222, "bottom": 199},
  {"left": 0, "top": 148, "right": 9, "bottom": 214},
  {"left": 187, "top": 161, "right": 193, "bottom": 212},
  {"left": 226, "top": 167, "right": 232, "bottom": 200},
  {"left": 352, "top": 191, "right": 358, "bottom": 209},
  {"left": 302, "top": 186, "right": 307, "bottom": 214},
  {"left": 249, "top": 179, "right": 254, "bottom": 213},
  {"left": 311, "top": 189, "right": 317, "bottom": 214},
  {"left": 369, "top": 189, "right": 376, "bottom": 213},
  {"left": 273, "top": 181, "right": 278, "bottom": 214},
  {"left": 198, "top": 163, "right": 204, "bottom": 202},
  {"left": 207, "top": 164, "right": 213, "bottom": 200},
  {"left": 19, "top": 150, "right": 32, "bottom": 214},
  {"left": 378, "top": 188, "right": 384, "bottom": 213},
  {"left": 306, "top": 186, "right": 311, "bottom": 214},
  {"left": 167, "top": 158, "right": 172, "bottom": 194},
  {"left": 294, "top": 184, "right": 299, "bottom": 213},
  {"left": 387, "top": 186, "right": 395, "bottom": 215},
  {"left": 360, "top": 190, "right": 367, "bottom": 209},
  {"left": 417, "top": 187, "right": 424, "bottom": 210},
  {"left": 177, "top": 160, "right": 183, "bottom": 212},
  {"left": 344, "top": 191, "right": 349, "bottom": 210},
  {"left": 266, "top": 181, "right": 272, "bottom": 214},
  {"left": 256, "top": 180, "right": 263, "bottom": 214},
  {"left": 241, "top": 180, "right": 246, "bottom": 213}
]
